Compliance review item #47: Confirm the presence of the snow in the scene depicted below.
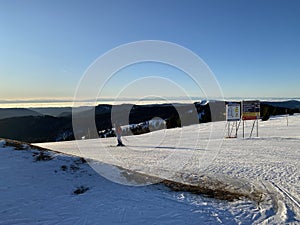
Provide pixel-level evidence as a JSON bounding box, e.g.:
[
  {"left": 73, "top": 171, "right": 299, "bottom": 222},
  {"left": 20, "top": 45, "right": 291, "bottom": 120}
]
[
  {"left": 1, "top": 141, "right": 258, "bottom": 225},
  {"left": 1, "top": 114, "right": 299, "bottom": 224}
]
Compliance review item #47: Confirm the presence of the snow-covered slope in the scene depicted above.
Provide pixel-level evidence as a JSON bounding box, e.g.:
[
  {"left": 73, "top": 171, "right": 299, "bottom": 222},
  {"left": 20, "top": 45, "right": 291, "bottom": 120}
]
[
  {"left": 1, "top": 114, "right": 299, "bottom": 224},
  {"left": 1, "top": 140, "right": 261, "bottom": 225},
  {"left": 35, "top": 114, "right": 300, "bottom": 224}
]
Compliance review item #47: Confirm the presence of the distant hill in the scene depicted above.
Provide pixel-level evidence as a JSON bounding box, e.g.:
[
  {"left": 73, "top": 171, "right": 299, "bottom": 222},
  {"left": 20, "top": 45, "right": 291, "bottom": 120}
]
[
  {"left": 0, "top": 108, "right": 42, "bottom": 120},
  {"left": 262, "top": 100, "right": 300, "bottom": 109},
  {"left": 0, "top": 115, "right": 72, "bottom": 143},
  {"left": 0, "top": 100, "right": 299, "bottom": 143},
  {"left": 0, "top": 102, "right": 217, "bottom": 143},
  {"left": 30, "top": 107, "right": 72, "bottom": 117}
]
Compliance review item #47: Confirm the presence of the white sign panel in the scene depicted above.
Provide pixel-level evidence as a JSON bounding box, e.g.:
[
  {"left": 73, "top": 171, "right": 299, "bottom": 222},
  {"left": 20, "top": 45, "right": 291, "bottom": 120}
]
[{"left": 226, "top": 103, "right": 241, "bottom": 121}]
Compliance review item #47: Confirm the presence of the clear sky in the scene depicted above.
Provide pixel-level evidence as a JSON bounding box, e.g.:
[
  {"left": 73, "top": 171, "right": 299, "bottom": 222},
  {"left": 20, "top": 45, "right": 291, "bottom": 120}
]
[{"left": 0, "top": 0, "right": 300, "bottom": 103}]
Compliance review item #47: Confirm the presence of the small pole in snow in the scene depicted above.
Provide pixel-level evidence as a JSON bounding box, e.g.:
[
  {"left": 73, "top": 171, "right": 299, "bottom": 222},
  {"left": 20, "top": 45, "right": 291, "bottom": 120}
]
[
  {"left": 228, "top": 122, "right": 230, "bottom": 137},
  {"left": 286, "top": 109, "right": 289, "bottom": 127},
  {"left": 256, "top": 116, "right": 259, "bottom": 137},
  {"left": 243, "top": 120, "right": 245, "bottom": 138}
]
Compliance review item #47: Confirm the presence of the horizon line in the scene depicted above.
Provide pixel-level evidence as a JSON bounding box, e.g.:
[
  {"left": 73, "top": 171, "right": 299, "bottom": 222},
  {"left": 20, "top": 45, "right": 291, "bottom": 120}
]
[{"left": 0, "top": 96, "right": 300, "bottom": 104}]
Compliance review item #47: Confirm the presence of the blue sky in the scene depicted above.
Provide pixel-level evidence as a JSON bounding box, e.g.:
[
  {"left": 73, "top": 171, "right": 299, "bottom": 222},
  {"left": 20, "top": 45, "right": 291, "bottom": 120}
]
[{"left": 0, "top": 0, "right": 300, "bottom": 102}]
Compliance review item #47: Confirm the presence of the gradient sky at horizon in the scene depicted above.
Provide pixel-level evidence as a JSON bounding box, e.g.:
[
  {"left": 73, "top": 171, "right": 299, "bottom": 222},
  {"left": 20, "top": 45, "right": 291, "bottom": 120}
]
[{"left": 1, "top": 0, "right": 300, "bottom": 102}]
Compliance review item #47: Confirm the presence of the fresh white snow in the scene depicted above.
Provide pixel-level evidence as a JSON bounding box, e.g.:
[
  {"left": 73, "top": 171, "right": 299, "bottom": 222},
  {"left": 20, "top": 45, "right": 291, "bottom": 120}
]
[
  {"left": 1, "top": 141, "right": 258, "bottom": 225},
  {"left": 1, "top": 114, "right": 299, "bottom": 224}
]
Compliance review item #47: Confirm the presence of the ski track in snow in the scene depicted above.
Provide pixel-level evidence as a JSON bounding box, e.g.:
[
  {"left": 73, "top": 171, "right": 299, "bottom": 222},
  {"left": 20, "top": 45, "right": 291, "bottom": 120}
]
[{"left": 0, "top": 114, "right": 299, "bottom": 224}]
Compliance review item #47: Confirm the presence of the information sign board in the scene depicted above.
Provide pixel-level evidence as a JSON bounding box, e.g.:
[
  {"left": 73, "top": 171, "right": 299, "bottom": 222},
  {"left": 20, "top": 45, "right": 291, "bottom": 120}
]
[
  {"left": 242, "top": 100, "right": 260, "bottom": 120},
  {"left": 226, "top": 102, "right": 241, "bottom": 121}
]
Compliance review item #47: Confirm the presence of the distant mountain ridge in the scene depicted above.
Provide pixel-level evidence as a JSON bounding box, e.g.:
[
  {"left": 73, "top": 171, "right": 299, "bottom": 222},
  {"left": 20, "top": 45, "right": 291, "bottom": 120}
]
[
  {"left": 0, "top": 100, "right": 299, "bottom": 143},
  {"left": 30, "top": 107, "right": 72, "bottom": 117},
  {"left": 0, "top": 108, "right": 42, "bottom": 120},
  {"left": 263, "top": 100, "right": 300, "bottom": 109}
]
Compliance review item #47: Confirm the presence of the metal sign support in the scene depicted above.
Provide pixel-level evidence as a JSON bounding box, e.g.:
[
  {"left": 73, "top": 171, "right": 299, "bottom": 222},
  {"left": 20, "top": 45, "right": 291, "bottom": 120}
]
[{"left": 226, "top": 120, "right": 240, "bottom": 138}]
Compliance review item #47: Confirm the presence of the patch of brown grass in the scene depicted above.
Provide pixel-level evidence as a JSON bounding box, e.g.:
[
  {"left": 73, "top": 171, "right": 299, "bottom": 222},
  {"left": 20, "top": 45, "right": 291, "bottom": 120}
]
[{"left": 0, "top": 138, "right": 29, "bottom": 150}]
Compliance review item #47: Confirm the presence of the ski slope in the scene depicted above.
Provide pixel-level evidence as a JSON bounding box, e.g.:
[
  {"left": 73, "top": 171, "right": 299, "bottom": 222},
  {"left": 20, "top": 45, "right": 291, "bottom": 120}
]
[
  {"left": 36, "top": 114, "right": 300, "bottom": 224},
  {"left": 1, "top": 139, "right": 263, "bottom": 225},
  {"left": 0, "top": 114, "right": 299, "bottom": 224}
]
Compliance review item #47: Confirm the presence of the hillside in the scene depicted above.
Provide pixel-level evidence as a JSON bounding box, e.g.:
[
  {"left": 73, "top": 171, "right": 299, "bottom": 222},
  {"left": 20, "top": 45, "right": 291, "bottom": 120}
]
[
  {"left": 0, "top": 116, "right": 72, "bottom": 143},
  {"left": 36, "top": 114, "right": 300, "bottom": 224},
  {"left": 0, "top": 108, "right": 42, "bottom": 120},
  {"left": 0, "top": 100, "right": 299, "bottom": 143},
  {"left": 263, "top": 100, "right": 300, "bottom": 109},
  {"left": 0, "top": 139, "right": 259, "bottom": 225}
]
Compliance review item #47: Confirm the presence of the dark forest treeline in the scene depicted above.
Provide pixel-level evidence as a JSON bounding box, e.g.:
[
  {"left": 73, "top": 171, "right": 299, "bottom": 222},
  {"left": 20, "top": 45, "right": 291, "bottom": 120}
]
[{"left": 0, "top": 101, "right": 298, "bottom": 143}]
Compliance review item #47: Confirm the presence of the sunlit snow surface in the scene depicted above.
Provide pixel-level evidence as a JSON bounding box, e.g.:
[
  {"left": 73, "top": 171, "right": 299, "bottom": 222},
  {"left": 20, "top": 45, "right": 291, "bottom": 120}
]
[
  {"left": 1, "top": 114, "right": 299, "bottom": 224},
  {"left": 0, "top": 142, "right": 257, "bottom": 225}
]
